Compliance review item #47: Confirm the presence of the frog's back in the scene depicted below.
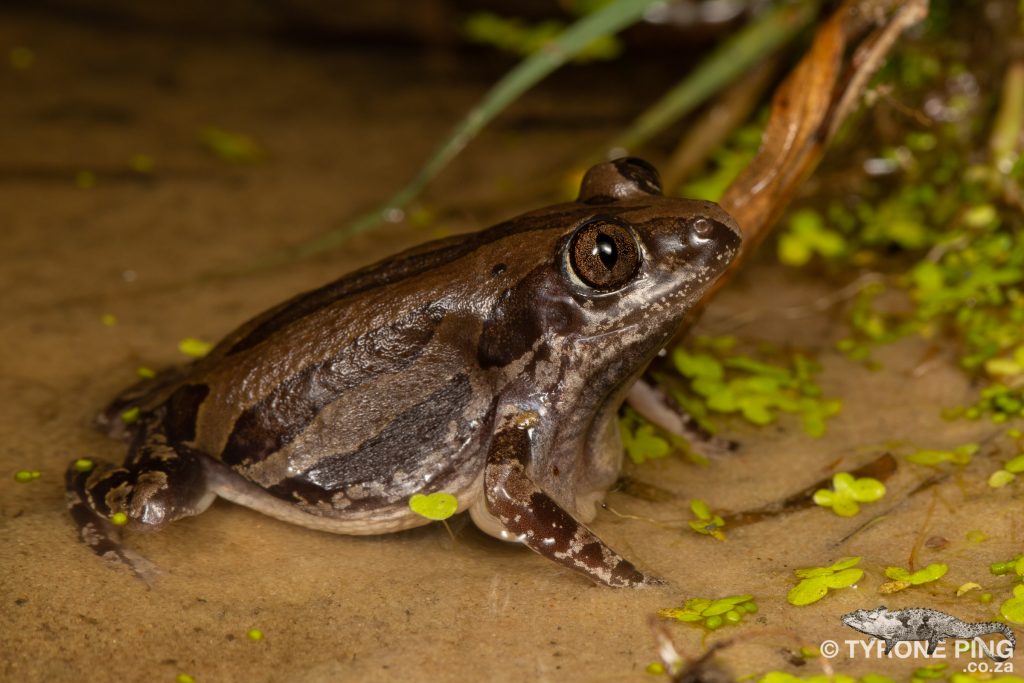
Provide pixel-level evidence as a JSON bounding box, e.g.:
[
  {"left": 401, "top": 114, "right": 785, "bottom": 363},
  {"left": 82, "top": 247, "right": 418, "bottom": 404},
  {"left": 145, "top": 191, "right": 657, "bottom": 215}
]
[{"left": 99, "top": 201, "right": 577, "bottom": 430}]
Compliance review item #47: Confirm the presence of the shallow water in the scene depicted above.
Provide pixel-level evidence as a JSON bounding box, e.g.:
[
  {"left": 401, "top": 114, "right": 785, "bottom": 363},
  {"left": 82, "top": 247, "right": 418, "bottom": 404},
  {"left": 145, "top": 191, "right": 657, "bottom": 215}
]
[{"left": 1, "top": 9, "right": 1021, "bottom": 683}]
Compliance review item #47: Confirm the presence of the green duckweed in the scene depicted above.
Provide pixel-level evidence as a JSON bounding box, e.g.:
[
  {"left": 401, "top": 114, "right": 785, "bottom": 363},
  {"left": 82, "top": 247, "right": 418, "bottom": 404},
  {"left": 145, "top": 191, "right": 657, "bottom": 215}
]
[
  {"left": 989, "top": 469, "right": 1017, "bottom": 488},
  {"left": 178, "top": 337, "right": 213, "bottom": 358},
  {"left": 670, "top": 337, "right": 840, "bottom": 438},
  {"left": 658, "top": 594, "right": 757, "bottom": 630},
  {"left": 464, "top": 12, "right": 622, "bottom": 63},
  {"left": 408, "top": 492, "right": 458, "bottom": 521},
  {"left": 905, "top": 443, "right": 978, "bottom": 466},
  {"left": 619, "top": 408, "right": 707, "bottom": 466},
  {"left": 688, "top": 499, "right": 725, "bottom": 541},
  {"left": 812, "top": 472, "right": 886, "bottom": 517},
  {"left": 787, "top": 557, "right": 863, "bottom": 606},
  {"left": 990, "top": 555, "right": 1024, "bottom": 576},
  {"left": 879, "top": 563, "right": 947, "bottom": 593},
  {"left": 198, "top": 127, "right": 264, "bottom": 163}
]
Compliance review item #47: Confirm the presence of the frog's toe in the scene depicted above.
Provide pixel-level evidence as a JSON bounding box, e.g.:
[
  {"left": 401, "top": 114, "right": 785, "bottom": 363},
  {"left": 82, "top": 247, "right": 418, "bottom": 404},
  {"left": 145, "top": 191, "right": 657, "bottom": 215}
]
[
  {"left": 606, "top": 559, "right": 666, "bottom": 589},
  {"left": 65, "top": 461, "right": 160, "bottom": 585},
  {"left": 112, "top": 546, "right": 160, "bottom": 586},
  {"left": 684, "top": 432, "right": 738, "bottom": 459}
]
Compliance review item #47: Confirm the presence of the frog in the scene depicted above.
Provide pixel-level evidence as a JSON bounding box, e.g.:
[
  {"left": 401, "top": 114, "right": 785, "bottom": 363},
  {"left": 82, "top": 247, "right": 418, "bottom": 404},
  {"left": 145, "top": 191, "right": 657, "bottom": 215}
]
[{"left": 66, "top": 157, "right": 742, "bottom": 588}]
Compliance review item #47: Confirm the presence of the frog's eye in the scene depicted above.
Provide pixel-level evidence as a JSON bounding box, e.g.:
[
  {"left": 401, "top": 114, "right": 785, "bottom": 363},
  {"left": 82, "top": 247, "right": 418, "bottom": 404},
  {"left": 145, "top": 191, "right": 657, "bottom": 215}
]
[{"left": 567, "top": 217, "right": 641, "bottom": 291}]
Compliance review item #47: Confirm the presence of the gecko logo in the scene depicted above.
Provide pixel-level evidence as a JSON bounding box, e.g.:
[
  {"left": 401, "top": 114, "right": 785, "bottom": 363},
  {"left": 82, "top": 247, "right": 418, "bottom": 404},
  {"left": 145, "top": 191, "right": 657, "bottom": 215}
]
[{"left": 834, "top": 606, "right": 1015, "bottom": 663}]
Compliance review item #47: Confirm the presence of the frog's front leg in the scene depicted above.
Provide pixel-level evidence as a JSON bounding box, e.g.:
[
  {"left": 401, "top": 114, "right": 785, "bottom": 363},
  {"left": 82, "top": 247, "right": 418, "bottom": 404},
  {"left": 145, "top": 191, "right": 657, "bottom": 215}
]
[
  {"left": 478, "top": 411, "right": 662, "bottom": 588},
  {"left": 65, "top": 434, "right": 215, "bottom": 582}
]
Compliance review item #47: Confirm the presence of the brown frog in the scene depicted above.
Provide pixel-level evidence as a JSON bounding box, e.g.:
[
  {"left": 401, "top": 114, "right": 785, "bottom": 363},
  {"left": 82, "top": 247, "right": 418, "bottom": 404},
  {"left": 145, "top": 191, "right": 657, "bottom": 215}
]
[{"left": 66, "top": 157, "right": 741, "bottom": 587}]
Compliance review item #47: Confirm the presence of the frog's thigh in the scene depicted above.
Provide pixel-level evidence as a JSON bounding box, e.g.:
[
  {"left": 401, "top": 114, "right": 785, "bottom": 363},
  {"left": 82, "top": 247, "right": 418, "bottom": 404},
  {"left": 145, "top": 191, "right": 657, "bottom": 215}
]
[{"left": 474, "top": 413, "right": 662, "bottom": 588}]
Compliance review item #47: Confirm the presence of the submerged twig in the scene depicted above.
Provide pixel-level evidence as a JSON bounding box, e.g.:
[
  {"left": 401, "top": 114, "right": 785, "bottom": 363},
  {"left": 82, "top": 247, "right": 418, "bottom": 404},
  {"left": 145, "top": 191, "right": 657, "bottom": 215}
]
[{"left": 721, "top": 452, "right": 897, "bottom": 527}]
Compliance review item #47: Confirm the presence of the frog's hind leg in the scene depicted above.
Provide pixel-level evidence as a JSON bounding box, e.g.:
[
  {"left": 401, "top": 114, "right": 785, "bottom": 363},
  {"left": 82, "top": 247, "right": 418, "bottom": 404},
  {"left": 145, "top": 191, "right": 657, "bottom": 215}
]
[
  {"left": 65, "top": 437, "right": 215, "bottom": 582},
  {"left": 475, "top": 412, "right": 663, "bottom": 588},
  {"left": 94, "top": 364, "right": 193, "bottom": 440}
]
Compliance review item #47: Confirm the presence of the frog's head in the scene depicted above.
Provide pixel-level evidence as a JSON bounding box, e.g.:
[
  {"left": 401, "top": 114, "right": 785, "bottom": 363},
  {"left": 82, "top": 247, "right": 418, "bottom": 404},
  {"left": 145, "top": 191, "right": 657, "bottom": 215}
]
[
  {"left": 567, "top": 156, "right": 741, "bottom": 305},
  {"left": 477, "top": 156, "right": 741, "bottom": 399},
  {"left": 559, "top": 157, "right": 740, "bottom": 360},
  {"left": 469, "top": 157, "right": 740, "bottom": 514}
]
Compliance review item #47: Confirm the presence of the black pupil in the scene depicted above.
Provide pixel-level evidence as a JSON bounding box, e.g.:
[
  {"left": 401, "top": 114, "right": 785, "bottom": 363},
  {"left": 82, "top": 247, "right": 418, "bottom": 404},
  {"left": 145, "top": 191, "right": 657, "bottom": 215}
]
[{"left": 593, "top": 233, "right": 617, "bottom": 270}]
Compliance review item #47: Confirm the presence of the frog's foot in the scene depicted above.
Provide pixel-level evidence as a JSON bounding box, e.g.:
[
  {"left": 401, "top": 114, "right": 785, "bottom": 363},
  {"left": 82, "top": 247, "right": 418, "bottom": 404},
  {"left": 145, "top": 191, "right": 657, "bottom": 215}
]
[
  {"left": 64, "top": 443, "right": 215, "bottom": 582},
  {"left": 477, "top": 413, "right": 663, "bottom": 588},
  {"left": 65, "top": 461, "right": 159, "bottom": 584},
  {"left": 626, "top": 380, "right": 737, "bottom": 457}
]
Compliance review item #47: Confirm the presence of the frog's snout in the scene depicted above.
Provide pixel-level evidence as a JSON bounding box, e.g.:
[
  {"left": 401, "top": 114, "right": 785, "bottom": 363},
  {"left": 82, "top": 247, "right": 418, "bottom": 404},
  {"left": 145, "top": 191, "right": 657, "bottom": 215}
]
[
  {"left": 683, "top": 209, "right": 742, "bottom": 264},
  {"left": 717, "top": 214, "right": 743, "bottom": 256},
  {"left": 723, "top": 214, "right": 743, "bottom": 245}
]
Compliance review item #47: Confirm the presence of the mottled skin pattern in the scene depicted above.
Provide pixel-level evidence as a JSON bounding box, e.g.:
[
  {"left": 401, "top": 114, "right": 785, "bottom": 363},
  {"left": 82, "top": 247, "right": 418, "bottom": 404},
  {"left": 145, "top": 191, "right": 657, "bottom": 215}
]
[
  {"left": 842, "top": 606, "right": 1016, "bottom": 662},
  {"left": 66, "top": 157, "right": 741, "bottom": 587}
]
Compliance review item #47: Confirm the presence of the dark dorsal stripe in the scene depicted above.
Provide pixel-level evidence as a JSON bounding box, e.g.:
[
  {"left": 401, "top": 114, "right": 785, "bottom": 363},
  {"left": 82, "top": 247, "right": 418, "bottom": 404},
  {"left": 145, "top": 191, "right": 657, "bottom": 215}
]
[
  {"left": 162, "top": 383, "right": 210, "bottom": 445},
  {"left": 224, "top": 206, "right": 648, "bottom": 357},
  {"left": 613, "top": 157, "right": 662, "bottom": 195},
  {"left": 220, "top": 303, "right": 446, "bottom": 467}
]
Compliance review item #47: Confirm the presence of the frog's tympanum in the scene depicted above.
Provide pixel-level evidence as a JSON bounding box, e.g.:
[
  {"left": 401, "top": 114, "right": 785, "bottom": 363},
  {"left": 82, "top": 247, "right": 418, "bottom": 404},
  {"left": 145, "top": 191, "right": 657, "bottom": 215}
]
[{"left": 67, "top": 158, "right": 741, "bottom": 587}]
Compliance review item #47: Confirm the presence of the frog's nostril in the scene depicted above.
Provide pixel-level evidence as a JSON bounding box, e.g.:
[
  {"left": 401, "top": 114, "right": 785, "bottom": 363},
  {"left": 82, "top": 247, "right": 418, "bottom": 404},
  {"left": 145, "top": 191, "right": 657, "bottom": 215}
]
[{"left": 692, "top": 218, "right": 712, "bottom": 238}]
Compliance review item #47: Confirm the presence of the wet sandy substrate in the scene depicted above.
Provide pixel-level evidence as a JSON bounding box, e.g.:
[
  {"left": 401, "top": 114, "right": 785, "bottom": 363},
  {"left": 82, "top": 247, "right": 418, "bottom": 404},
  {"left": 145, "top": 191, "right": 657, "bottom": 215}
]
[{"left": 2, "top": 11, "right": 1022, "bottom": 683}]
